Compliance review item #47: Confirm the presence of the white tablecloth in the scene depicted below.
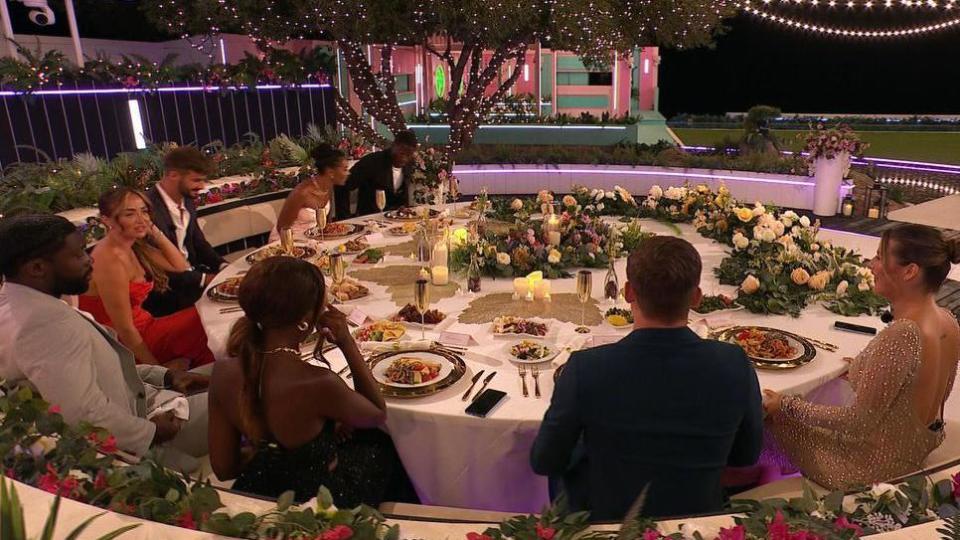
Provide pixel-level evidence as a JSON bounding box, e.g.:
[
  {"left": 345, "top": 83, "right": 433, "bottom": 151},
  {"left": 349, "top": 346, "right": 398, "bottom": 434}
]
[{"left": 197, "top": 215, "right": 878, "bottom": 512}]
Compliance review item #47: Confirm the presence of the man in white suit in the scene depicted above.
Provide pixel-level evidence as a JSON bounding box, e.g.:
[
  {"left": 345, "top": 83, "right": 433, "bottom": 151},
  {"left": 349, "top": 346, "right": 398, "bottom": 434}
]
[{"left": 0, "top": 214, "right": 210, "bottom": 471}]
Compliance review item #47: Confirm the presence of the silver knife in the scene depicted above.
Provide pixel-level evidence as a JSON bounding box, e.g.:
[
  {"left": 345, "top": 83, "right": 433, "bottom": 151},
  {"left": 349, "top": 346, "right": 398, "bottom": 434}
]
[
  {"left": 460, "top": 369, "right": 485, "bottom": 401},
  {"left": 471, "top": 371, "right": 497, "bottom": 402}
]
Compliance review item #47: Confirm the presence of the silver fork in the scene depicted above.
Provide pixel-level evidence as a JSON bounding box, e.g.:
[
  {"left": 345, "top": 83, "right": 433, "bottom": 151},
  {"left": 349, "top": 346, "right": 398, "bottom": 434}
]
[
  {"left": 531, "top": 366, "right": 541, "bottom": 398},
  {"left": 518, "top": 366, "right": 529, "bottom": 398}
]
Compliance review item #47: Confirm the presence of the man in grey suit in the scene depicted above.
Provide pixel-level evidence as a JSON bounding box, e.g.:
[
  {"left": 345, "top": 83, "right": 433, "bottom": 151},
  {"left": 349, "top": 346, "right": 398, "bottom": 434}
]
[{"left": 0, "top": 214, "right": 210, "bottom": 471}]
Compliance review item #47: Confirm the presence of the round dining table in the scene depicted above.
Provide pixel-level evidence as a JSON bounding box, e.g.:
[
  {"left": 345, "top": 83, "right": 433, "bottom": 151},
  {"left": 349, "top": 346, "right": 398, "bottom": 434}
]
[{"left": 197, "top": 210, "right": 879, "bottom": 513}]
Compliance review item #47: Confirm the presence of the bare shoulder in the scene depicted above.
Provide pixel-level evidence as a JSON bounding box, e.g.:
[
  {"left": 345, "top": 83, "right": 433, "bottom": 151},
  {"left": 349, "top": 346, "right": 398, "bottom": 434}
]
[{"left": 210, "top": 357, "right": 243, "bottom": 396}]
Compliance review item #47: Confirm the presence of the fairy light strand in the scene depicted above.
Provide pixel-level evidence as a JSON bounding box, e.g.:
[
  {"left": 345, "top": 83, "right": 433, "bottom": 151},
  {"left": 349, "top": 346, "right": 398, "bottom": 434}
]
[{"left": 742, "top": 0, "right": 960, "bottom": 36}]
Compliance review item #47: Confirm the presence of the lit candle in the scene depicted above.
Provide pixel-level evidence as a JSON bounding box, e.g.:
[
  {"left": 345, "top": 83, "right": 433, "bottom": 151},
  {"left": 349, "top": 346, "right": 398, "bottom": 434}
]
[
  {"left": 534, "top": 279, "right": 551, "bottom": 300},
  {"left": 513, "top": 278, "right": 529, "bottom": 300},
  {"left": 451, "top": 227, "right": 469, "bottom": 247},
  {"left": 842, "top": 201, "right": 854, "bottom": 217},
  {"left": 431, "top": 266, "right": 449, "bottom": 286},
  {"left": 548, "top": 231, "right": 561, "bottom": 246},
  {"left": 867, "top": 207, "right": 880, "bottom": 219}
]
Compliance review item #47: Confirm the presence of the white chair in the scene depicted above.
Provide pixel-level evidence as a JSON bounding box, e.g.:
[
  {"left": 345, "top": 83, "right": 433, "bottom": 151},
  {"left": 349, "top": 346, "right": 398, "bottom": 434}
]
[
  {"left": 247, "top": 199, "right": 284, "bottom": 237},
  {"left": 197, "top": 207, "right": 253, "bottom": 248}
]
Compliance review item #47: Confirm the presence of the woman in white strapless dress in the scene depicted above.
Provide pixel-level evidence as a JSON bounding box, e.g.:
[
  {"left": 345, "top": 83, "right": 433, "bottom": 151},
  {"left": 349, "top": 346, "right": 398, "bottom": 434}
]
[{"left": 271, "top": 144, "right": 349, "bottom": 241}]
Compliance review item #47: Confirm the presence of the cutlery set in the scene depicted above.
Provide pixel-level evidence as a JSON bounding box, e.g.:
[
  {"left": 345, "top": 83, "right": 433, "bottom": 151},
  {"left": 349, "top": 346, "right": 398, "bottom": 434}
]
[
  {"left": 516, "top": 366, "right": 541, "bottom": 398},
  {"left": 461, "top": 370, "right": 497, "bottom": 401}
]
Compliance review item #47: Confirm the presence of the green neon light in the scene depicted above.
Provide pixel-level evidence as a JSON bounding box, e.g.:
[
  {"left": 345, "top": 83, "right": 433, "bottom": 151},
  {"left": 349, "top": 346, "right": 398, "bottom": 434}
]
[{"left": 433, "top": 65, "right": 446, "bottom": 97}]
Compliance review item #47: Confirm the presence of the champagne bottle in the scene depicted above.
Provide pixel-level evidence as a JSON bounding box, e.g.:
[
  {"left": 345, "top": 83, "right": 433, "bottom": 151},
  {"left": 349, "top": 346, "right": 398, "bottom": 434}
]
[
  {"left": 603, "top": 259, "right": 619, "bottom": 300},
  {"left": 416, "top": 227, "right": 431, "bottom": 265},
  {"left": 467, "top": 253, "right": 482, "bottom": 293}
]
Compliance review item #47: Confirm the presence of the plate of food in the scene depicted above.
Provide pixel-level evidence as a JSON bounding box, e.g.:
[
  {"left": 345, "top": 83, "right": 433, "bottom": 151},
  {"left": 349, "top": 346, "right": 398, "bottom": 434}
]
[
  {"left": 386, "top": 222, "right": 420, "bottom": 236},
  {"left": 492, "top": 316, "right": 549, "bottom": 338},
  {"left": 353, "top": 248, "right": 384, "bottom": 264},
  {"left": 692, "top": 294, "right": 744, "bottom": 316},
  {"left": 384, "top": 207, "right": 441, "bottom": 221},
  {"left": 372, "top": 352, "right": 454, "bottom": 388},
  {"left": 508, "top": 340, "right": 559, "bottom": 364},
  {"left": 329, "top": 277, "right": 369, "bottom": 303},
  {"left": 352, "top": 320, "right": 406, "bottom": 342},
  {"left": 207, "top": 276, "right": 243, "bottom": 302},
  {"left": 390, "top": 303, "right": 446, "bottom": 327},
  {"left": 717, "top": 326, "right": 815, "bottom": 368},
  {"left": 603, "top": 307, "right": 634, "bottom": 329},
  {"left": 304, "top": 222, "right": 364, "bottom": 239},
  {"left": 337, "top": 235, "right": 369, "bottom": 254},
  {"left": 246, "top": 243, "right": 318, "bottom": 265}
]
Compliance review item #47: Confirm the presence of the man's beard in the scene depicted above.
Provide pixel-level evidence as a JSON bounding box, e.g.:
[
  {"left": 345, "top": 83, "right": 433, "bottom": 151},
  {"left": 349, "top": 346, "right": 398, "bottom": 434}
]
[{"left": 55, "top": 272, "right": 91, "bottom": 297}]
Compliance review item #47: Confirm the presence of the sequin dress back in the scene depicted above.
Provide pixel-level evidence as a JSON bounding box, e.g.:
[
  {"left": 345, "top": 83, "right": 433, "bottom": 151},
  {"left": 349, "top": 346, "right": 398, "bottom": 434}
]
[{"left": 770, "top": 318, "right": 960, "bottom": 490}]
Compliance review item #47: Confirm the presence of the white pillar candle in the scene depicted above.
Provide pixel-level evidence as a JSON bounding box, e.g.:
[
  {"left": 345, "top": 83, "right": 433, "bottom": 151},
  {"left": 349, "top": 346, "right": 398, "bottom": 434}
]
[
  {"left": 513, "top": 278, "right": 529, "bottom": 299},
  {"left": 534, "top": 279, "right": 551, "bottom": 300},
  {"left": 548, "top": 231, "right": 561, "bottom": 246},
  {"left": 867, "top": 207, "right": 880, "bottom": 219},
  {"left": 432, "top": 266, "right": 449, "bottom": 286}
]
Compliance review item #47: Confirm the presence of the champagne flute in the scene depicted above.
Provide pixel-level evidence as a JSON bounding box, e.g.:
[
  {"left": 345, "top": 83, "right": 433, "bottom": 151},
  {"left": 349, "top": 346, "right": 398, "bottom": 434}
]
[
  {"left": 575, "top": 270, "right": 592, "bottom": 334},
  {"left": 414, "top": 278, "right": 430, "bottom": 341},
  {"left": 376, "top": 189, "right": 387, "bottom": 214},
  {"left": 280, "top": 228, "right": 294, "bottom": 255},
  {"left": 330, "top": 253, "right": 345, "bottom": 285},
  {"left": 316, "top": 202, "right": 329, "bottom": 243}
]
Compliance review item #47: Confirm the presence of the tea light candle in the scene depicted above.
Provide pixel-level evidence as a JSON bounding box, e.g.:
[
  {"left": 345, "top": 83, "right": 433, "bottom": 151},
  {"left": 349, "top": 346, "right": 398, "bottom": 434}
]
[
  {"left": 513, "top": 278, "right": 529, "bottom": 300},
  {"left": 534, "top": 279, "right": 551, "bottom": 300},
  {"left": 842, "top": 201, "right": 854, "bottom": 217},
  {"left": 867, "top": 207, "right": 880, "bottom": 219},
  {"left": 431, "top": 266, "right": 449, "bottom": 286}
]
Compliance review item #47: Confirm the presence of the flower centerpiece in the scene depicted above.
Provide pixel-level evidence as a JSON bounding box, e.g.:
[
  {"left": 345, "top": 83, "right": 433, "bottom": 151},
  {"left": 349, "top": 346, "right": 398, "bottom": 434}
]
[
  {"left": 410, "top": 147, "right": 455, "bottom": 205},
  {"left": 803, "top": 124, "right": 868, "bottom": 216},
  {"left": 803, "top": 123, "right": 868, "bottom": 167}
]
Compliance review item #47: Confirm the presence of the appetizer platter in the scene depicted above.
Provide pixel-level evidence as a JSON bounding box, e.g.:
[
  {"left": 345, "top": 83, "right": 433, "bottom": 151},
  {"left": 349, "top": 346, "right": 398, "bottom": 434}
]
[
  {"left": 508, "top": 340, "right": 559, "bottom": 364},
  {"left": 337, "top": 235, "right": 369, "bottom": 254},
  {"left": 391, "top": 304, "right": 446, "bottom": 327},
  {"left": 691, "top": 294, "right": 744, "bottom": 315},
  {"left": 386, "top": 222, "right": 420, "bottom": 236},
  {"left": 245, "top": 243, "right": 318, "bottom": 264},
  {"left": 304, "top": 222, "right": 364, "bottom": 239},
  {"left": 353, "top": 248, "right": 384, "bottom": 264},
  {"left": 492, "top": 316, "right": 549, "bottom": 338},
  {"left": 352, "top": 320, "right": 406, "bottom": 342},
  {"left": 329, "top": 277, "right": 370, "bottom": 302},
  {"left": 207, "top": 275, "right": 243, "bottom": 302},
  {"left": 384, "top": 207, "right": 441, "bottom": 221},
  {"left": 603, "top": 307, "right": 634, "bottom": 329}
]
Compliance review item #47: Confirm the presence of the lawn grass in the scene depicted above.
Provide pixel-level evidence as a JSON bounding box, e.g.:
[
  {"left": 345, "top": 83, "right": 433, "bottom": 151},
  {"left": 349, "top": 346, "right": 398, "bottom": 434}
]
[{"left": 671, "top": 128, "right": 960, "bottom": 165}]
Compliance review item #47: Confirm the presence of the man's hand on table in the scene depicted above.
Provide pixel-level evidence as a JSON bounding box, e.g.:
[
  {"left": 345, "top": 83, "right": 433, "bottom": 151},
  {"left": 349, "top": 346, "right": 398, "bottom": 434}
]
[{"left": 165, "top": 370, "right": 211, "bottom": 394}]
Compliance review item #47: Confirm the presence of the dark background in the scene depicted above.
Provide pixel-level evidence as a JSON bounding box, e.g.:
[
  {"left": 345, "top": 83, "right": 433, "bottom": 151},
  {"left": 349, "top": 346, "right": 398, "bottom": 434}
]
[{"left": 9, "top": 2, "right": 960, "bottom": 117}]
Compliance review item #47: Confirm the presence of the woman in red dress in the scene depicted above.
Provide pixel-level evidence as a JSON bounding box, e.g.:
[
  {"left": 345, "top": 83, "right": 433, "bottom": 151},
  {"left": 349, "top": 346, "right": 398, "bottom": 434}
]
[{"left": 79, "top": 187, "right": 215, "bottom": 369}]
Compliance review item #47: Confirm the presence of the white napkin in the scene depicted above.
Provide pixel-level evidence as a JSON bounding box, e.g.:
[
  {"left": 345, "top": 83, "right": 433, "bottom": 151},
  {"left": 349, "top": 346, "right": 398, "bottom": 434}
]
[
  {"left": 147, "top": 396, "right": 190, "bottom": 422},
  {"left": 358, "top": 340, "right": 434, "bottom": 354}
]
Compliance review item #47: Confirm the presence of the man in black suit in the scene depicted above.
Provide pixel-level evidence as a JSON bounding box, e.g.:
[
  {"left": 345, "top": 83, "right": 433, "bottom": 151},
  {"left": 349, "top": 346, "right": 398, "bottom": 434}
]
[
  {"left": 143, "top": 147, "right": 225, "bottom": 316},
  {"left": 530, "top": 236, "right": 763, "bottom": 521},
  {"left": 335, "top": 130, "right": 418, "bottom": 218}
]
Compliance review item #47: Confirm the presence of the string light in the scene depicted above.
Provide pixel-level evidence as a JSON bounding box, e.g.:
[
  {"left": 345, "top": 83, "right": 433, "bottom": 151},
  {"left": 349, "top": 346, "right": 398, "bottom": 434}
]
[
  {"left": 741, "top": 0, "right": 960, "bottom": 36},
  {"left": 758, "top": 0, "right": 956, "bottom": 7}
]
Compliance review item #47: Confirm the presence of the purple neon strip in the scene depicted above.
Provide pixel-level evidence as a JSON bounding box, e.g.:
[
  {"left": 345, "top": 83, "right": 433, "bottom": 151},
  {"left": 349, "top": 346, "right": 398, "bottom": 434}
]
[
  {"left": 452, "top": 166, "right": 834, "bottom": 187},
  {"left": 0, "top": 83, "right": 331, "bottom": 97},
  {"left": 682, "top": 145, "right": 960, "bottom": 173}
]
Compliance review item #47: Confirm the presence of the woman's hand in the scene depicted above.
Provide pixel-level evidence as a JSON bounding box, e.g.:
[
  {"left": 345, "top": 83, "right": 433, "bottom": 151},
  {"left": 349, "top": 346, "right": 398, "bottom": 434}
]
[
  {"left": 762, "top": 389, "right": 783, "bottom": 417},
  {"left": 316, "top": 306, "right": 353, "bottom": 346}
]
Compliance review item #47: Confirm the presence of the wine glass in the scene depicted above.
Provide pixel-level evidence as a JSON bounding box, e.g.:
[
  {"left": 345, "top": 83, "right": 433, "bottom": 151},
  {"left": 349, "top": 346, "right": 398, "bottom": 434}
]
[
  {"left": 376, "top": 189, "right": 387, "bottom": 214},
  {"left": 414, "top": 278, "right": 430, "bottom": 340},
  {"left": 575, "top": 270, "right": 592, "bottom": 334},
  {"left": 280, "top": 228, "right": 294, "bottom": 255}
]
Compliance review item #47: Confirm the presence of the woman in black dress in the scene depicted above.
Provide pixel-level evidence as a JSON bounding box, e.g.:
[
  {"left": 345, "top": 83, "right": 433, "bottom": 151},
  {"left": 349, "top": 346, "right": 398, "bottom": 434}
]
[{"left": 208, "top": 257, "right": 414, "bottom": 505}]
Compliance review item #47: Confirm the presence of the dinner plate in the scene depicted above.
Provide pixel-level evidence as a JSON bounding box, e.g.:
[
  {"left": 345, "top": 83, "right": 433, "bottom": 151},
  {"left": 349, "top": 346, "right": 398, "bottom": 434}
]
[
  {"left": 304, "top": 223, "right": 364, "bottom": 239},
  {"left": 714, "top": 326, "right": 816, "bottom": 369},
  {"left": 366, "top": 349, "right": 466, "bottom": 398},
  {"left": 491, "top": 319, "right": 551, "bottom": 340},
  {"left": 384, "top": 208, "right": 440, "bottom": 221},
  {"left": 245, "top": 243, "right": 318, "bottom": 265},
  {"left": 386, "top": 225, "right": 418, "bottom": 237},
  {"left": 206, "top": 276, "right": 242, "bottom": 303},
  {"left": 505, "top": 342, "right": 561, "bottom": 364},
  {"left": 371, "top": 350, "right": 455, "bottom": 388}
]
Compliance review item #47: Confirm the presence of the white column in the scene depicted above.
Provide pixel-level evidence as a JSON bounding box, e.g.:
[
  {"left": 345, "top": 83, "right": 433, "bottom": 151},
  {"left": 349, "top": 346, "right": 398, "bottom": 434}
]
[
  {"left": 64, "top": 0, "right": 84, "bottom": 67},
  {"left": 0, "top": 0, "right": 19, "bottom": 59}
]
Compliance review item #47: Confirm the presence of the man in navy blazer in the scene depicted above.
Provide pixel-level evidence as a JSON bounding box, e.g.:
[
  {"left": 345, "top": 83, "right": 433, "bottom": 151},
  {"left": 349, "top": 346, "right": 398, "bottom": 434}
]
[
  {"left": 530, "top": 236, "right": 763, "bottom": 521},
  {"left": 144, "top": 147, "right": 225, "bottom": 316}
]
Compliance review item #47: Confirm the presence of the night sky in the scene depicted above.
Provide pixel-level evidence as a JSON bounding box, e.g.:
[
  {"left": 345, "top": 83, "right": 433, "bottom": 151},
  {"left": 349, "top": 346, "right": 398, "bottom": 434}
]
[{"left": 9, "top": 2, "right": 960, "bottom": 117}]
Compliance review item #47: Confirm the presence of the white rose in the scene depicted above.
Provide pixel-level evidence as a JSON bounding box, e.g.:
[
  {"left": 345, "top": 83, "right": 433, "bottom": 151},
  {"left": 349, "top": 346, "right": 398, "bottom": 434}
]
[
  {"left": 649, "top": 185, "right": 663, "bottom": 199},
  {"left": 29, "top": 436, "right": 58, "bottom": 457},
  {"left": 680, "top": 522, "right": 718, "bottom": 540},
  {"left": 772, "top": 221, "right": 786, "bottom": 237},
  {"left": 791, "top": 225, "right": 800, "bottom": 235},
  {"left": 67, "top": 469, "right": 91, "bottom": 482},
  {"left": 870, "top": 483, "right": 900, "bottom": 500},
  {"left": 761, "top": 228, "right": 777, "bottom": 243},
  {"left": 733, "top": 233, "right": 749, "bottom": 250},
  {"left": 836, "top": 280, "right": 849, "bottom": 297},
  {"left": 644, "top": 198, "right": 657, "bottom": 209},
  {"left": 752, "top": 203, "right": 766, "bottom": 217},
  {"left": 548, "top": 249, "right": 561, "bottom": 264},
  {"left": 741, "top": 275, "right": 761, "bottom": 294},
  {"left": 510, "top": 198, "right": 523, "bottom": 211},
  {"left": 496, "top": 252, "right": 511, "bottom": 266},
  {"left": 842, "top": 496, "right": 863, "bottom": 515},
  {"left": 781, "top": 216, "right": 794, "bottom": 228},
  {"left": 595, "top": 191, "right": 605, "bottom": 202},
  {"left": 800, "top": 215, "right": 811, "bottom": 227},
  {"left": 605, "top": 191, "right": 615, "bottom": 200},
  {"left": 858, "top": 281, "right": 871, "bottom": 291},
  {"left": 596, "top": 202, "right": 605, "bottom": 211},
  {"left": 810, "top": 243, "right": 820, "bottom": 252}
]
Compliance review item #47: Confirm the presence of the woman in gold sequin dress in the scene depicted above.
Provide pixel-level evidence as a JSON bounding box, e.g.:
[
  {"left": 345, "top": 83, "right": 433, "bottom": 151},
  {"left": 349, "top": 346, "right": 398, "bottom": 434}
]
[{"left": 764, "top": 224, "right": 960, "bottom": 490}]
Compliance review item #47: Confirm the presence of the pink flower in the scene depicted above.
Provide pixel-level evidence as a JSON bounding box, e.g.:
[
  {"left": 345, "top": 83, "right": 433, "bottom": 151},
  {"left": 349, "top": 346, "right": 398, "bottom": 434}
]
[
  {"left": 176, "top": 511, "right": 197, "bottom": 530},
  {"left": 536, "top": 522, "right": 556, "bottom": 540},
  {"left": 641, "top": 530, "right": 663, "bottom": 540},
  {"left": 466, "top": 534, "right": 493, "bottom": 540},
  {"left": 320, "top": 525, "right": 353, "bottom": 540},
  {"left": 37, "top": 464, "right": 61, "bottom": 494},
  {"left": 767, "top": 511, "right": 790, "bottom": 540},
  {"left": 952, "top": 472, "right": 960, "bottom": 500},
  {"left": 718, "top": 525, "right": 746, "bottom": 540},
  {"left": 788, "top": 531, "right": 823, "bottom": 540},
  {"left": 834, "top": 516, "right": 863, "bottom": 537},
  {"left": 4, "top": 468, "right": 16, "bottom": 480},
  {"left": 48, "top": 405, "right": 62, "bottom": 414},
  {"left": 94, "top": 470, "right": 109, "bottom": 491},
  {"left": 87, "top": 432, "right": 118, "bottom": 454}
]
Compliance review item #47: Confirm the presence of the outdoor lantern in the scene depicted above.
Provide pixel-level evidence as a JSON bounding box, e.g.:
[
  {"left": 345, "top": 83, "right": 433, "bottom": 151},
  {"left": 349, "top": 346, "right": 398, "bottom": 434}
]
[{"left": 864, "top": 184, "right": 888, "bottom": 219}]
